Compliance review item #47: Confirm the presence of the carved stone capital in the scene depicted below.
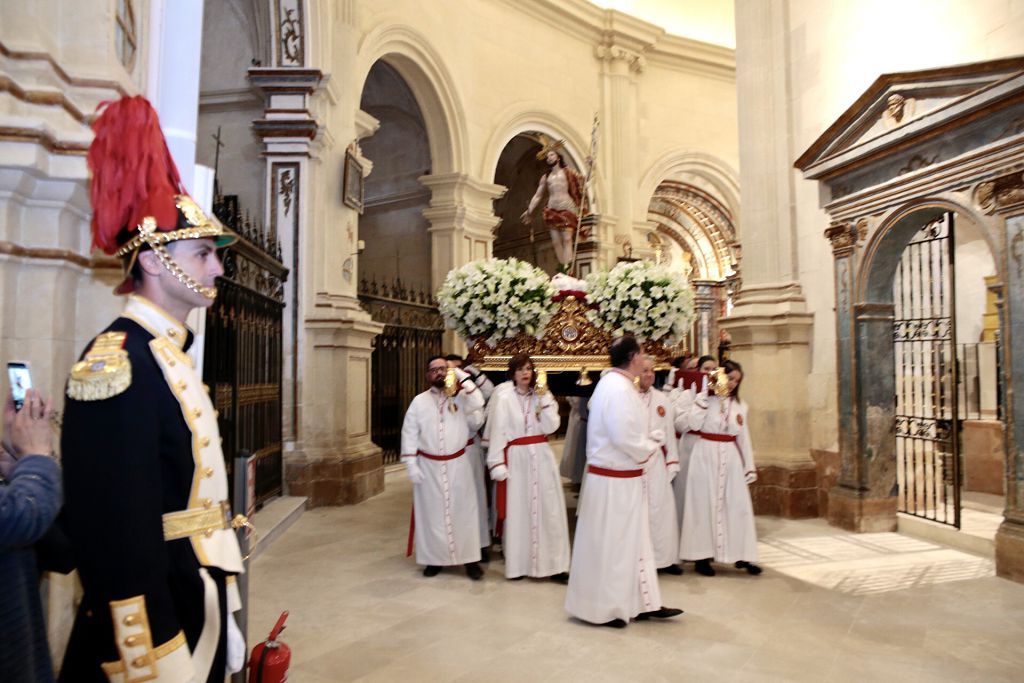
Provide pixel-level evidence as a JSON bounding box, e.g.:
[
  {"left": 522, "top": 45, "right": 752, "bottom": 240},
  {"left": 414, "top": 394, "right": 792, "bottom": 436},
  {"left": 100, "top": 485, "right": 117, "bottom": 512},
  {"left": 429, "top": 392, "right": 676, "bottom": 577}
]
[
  {"left": 824, "top": 221, "right": 857, "bottom": 253},
  {"left": 594, "top": 43, "right": 645, "bottom": 73}
]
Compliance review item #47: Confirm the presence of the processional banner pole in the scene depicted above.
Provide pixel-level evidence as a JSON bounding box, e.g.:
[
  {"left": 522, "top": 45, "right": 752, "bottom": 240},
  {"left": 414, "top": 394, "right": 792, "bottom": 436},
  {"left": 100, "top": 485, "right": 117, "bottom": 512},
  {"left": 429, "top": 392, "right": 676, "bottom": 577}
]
[{"left": 570, "top": 113, "right": 599, "bottom": 275}]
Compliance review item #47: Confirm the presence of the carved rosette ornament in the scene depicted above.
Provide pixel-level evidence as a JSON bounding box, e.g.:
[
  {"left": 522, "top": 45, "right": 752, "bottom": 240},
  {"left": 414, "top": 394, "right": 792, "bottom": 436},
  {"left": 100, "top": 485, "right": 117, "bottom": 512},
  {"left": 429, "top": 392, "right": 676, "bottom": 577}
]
[
  {"left": 472, "top": 296, "right": 674, "bottom": 371},
  {"left": 975, "top": 170, "right": 1024, "bottom": 215}
]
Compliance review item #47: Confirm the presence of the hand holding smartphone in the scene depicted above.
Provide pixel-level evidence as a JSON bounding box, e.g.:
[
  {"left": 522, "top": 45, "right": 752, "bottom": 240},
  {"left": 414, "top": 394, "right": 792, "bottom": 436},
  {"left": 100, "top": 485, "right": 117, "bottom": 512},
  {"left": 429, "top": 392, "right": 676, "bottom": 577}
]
[{"left": 8, "top": 361, "right": 32, "bottom": 411}]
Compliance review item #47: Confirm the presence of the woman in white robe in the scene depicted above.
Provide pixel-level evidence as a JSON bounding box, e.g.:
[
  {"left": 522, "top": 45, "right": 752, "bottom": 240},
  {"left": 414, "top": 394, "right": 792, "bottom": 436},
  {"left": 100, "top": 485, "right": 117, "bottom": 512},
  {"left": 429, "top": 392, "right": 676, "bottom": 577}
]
[
  {"left": 487, "top": 355, "right": 571, "bottom": 581},
  {"left": 679, "top": 360, "right": 762, "bottom": 576}
]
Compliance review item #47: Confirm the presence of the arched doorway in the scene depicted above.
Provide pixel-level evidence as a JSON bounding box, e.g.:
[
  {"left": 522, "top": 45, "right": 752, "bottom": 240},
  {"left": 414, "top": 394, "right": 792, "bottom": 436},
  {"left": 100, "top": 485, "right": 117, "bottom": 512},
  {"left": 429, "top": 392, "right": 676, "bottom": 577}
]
[
  {"left": 492, "top": 132, "right": 586, "bottom": 275},
  {"left": 648, "top": 180, "right": 738, "bottom": 357},
  {"left": 357, "top": 59, "right": 443, "bottom": 465}
]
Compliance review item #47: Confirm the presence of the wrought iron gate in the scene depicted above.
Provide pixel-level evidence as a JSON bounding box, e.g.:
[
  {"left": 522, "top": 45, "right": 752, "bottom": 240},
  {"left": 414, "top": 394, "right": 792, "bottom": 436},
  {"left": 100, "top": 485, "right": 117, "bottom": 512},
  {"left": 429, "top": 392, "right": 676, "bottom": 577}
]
[
  {"left": 359, "top": 278, "right": 443, "bottom": 465},
  {"left": 893, "top": 212, "right": 961, "bottom": 527},
  {"left": 204, "top": 195, "right": 288, "bottom": 508}
]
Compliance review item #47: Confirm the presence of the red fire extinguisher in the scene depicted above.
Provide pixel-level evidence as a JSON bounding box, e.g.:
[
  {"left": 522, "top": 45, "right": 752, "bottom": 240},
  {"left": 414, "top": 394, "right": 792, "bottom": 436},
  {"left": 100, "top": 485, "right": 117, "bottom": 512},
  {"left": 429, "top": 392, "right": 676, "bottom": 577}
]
[{"left": 248, "top": 611, "right": 291, "bottom": 683}]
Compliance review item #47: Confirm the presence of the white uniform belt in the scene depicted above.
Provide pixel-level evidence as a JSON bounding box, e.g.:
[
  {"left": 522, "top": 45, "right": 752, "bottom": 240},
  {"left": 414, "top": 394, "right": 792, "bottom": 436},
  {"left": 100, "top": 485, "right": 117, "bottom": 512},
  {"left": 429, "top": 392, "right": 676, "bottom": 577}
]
[{"left": 163, "top": 500, "right": 247, "bottom": 541}]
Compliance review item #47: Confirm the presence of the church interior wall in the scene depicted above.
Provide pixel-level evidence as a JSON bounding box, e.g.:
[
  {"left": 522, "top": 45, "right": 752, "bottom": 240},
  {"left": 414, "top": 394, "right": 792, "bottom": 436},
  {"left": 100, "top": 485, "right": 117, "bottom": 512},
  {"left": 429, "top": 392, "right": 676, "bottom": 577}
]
[
  {"left": 196, "top": 0, "right": 267, "bottom": 221},
  {"left": 780, "top": 0, "right": 1024, "bottom": 456},
  {"left": 0, "top": 0, "right": 144, "bottom": 413}
]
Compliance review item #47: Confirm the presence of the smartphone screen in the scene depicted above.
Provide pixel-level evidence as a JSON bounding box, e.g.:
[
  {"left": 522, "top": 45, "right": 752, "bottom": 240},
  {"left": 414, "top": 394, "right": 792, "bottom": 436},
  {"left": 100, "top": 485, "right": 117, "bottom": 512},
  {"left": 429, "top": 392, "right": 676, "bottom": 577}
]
[{"left": 8, "top": 362, "right": 32, "bottom": 411}]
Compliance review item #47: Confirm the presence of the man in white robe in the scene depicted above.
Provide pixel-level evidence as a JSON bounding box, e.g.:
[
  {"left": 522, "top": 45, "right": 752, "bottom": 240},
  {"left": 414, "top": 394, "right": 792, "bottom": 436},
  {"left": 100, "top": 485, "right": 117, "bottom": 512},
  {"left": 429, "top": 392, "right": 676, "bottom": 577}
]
[
  {"left": 401, "top": 355, "right": 486, "bottom": 579},
  {"left": 565, "top": 335, "right": 684, "bottom": 628},
  {"left": 637, "top": 357, "right": 683, "bottom": 575},
  {"left": 446, "top": 354, "right": 495, "bottom": 561}
]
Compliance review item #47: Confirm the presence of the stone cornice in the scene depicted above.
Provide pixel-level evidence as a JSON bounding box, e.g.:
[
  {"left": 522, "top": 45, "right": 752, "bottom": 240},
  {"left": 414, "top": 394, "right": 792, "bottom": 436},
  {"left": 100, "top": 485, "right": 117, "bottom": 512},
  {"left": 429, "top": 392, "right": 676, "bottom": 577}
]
[
  {"left": 0, "top": 240, "right": 119, "bottom": 270},
  {"left": 0, "top": 40, "right": 131, "bottom": 98},
  {"left": 198, "top": 87, "right": 262, "bottom": 111},
  {"left": 505, "top": 0, "right": 734, "bottom": 80}
]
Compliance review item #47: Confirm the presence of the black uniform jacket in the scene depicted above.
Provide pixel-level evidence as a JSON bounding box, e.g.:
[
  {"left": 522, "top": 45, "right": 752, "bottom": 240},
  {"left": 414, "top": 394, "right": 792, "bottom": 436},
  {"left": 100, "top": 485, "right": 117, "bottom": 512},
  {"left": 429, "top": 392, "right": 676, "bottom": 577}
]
[{"left": 59, "top": 314, "right": 228, "bottom": 683}]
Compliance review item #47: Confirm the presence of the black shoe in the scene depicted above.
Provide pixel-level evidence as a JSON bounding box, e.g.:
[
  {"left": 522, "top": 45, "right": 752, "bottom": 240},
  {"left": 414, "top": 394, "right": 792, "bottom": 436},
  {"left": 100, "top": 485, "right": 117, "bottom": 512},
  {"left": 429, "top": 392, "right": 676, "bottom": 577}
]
[
  {"left": 465, "top": 562, "right": 484, "bottom": 580},
  {"left": 599, "top": 618, "right": 627, "bottom": 628},
  {"left": 423, "top": 565, "right": 442, "bottom": 577},
  {"left": 694, "top": 559, "right": 715, "bottom": 576},
  {"left": 480, "top": 547, "right": 491, "bottom": 563},
  {"left": 509, "top": 575, "right": 526, "bottom": 581},
  {"left": 658, "top": 564, "right": 684, "bottom": 575},
  {"left": 549, "top": 572, "right": 570, "bottom": 584},
  {"left": 735, "top": 561, "right": 762, "bottom": 575},
  {"left": 636, "top": 607, "right": 684, "bottom": 620}
]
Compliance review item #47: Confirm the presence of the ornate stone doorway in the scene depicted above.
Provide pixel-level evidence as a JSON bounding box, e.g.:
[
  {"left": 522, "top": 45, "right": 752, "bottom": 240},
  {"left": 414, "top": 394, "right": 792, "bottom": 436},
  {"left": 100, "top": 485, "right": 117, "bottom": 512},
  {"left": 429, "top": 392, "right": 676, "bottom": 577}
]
[{"left": 796, "top": 58, "right": 1024, "bottom": 581}]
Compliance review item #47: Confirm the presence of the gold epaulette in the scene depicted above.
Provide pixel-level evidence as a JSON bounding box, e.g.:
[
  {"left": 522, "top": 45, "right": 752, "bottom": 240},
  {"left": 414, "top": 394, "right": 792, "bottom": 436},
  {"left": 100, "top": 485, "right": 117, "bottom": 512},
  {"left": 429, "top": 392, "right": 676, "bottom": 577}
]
[{"left": 67, "top": 332, "right": 132, "bottom": 401}]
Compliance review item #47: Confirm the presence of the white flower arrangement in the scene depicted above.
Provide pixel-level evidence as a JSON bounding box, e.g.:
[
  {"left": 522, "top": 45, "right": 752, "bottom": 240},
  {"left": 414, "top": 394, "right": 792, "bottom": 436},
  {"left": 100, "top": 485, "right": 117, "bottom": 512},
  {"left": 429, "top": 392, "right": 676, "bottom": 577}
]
[
  {"left": 585, "top": 260, "right": 695, "bottom": 344},
  {"left": 437, "top": 258, "right": 558, "bottom": 346}
]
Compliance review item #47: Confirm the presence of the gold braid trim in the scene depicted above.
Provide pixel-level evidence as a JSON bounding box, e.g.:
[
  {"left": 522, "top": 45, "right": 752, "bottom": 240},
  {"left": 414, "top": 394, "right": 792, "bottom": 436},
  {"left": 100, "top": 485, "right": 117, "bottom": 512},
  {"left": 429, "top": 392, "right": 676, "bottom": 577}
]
[{"left": 66, "top": 332, "right": 131, "bottom": 401}]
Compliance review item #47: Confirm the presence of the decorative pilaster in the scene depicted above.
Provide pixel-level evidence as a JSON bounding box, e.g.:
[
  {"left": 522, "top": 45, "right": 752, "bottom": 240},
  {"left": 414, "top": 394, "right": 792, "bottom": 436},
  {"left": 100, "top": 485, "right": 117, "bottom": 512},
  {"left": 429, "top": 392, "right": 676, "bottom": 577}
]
[
  {"left": 420, "top": 172, "right": 505, "bottom": 349},
  {"left": 725, "top": 0, "right": 817, "bottom": 518},
  {"left": 250, "top": 61, "right": 384, "bottom": 506},
  {"left": 595, "top": 42, "right": 644, "bottom": 249}
]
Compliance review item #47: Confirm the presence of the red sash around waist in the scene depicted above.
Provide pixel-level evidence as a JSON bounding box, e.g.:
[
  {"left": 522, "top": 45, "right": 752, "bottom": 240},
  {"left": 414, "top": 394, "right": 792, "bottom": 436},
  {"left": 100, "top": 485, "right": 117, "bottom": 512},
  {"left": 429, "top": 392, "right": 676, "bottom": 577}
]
[
  {"left": 587, "top": 464, "right": 643, "bottom": 478},
  {"left": 493, "top": 434, "right": 549, "bottom": 538},
  {"left": 416, "top": 447, "right": 465, "bottom": 461},
  {"left": 695, "top": 431, "right": 736, "bottom": 443}
]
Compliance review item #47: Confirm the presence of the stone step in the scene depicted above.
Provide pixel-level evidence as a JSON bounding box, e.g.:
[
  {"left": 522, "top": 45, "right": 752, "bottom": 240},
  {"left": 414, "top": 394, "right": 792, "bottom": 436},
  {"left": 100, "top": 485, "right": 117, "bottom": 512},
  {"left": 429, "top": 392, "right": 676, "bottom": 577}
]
[{"left": 897, "top": 510, "right": 996, "bottom": 558}]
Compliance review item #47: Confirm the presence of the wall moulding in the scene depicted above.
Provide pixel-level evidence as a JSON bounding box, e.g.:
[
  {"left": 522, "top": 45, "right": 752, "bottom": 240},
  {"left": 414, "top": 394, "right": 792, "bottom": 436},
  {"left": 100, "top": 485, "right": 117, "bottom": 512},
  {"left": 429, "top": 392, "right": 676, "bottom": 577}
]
[
  {"left": 0, "top": 240, "right": 119, "bottom": 270},
  {"left": 0, "top": 40, "right": 130, "bottom": 97}
]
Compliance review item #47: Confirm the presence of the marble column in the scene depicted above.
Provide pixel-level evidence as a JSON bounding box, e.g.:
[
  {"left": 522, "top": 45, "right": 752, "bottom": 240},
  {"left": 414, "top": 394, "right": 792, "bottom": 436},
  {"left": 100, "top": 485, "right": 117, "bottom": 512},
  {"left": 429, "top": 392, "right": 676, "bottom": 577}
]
[
  {"left": 724, "top": 0, "right": 816, "bottom": 517},
  {"left": 997, "top": 210, "right": 1024, "bottom": 581}
]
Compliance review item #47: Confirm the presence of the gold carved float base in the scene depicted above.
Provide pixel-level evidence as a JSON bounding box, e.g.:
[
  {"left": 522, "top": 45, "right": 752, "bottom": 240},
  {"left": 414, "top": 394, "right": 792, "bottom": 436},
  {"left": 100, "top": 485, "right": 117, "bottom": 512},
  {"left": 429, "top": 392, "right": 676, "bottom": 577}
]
[{"left": 471, "top": 296, "right": 676, "bottom": 372}]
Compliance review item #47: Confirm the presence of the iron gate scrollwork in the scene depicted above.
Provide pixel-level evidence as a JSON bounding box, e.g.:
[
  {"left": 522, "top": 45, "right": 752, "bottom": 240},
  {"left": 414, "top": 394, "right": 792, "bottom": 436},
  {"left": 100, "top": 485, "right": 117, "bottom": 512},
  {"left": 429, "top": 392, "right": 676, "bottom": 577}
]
[
  {"left": 893, "top": 212, "right": 961, "bottom": 527},
  {"left": 359, "top": 277, "right": 443, "bottom": 465},
  {"left": 204, "top": 194, "right": 288, "bottom": 508}
]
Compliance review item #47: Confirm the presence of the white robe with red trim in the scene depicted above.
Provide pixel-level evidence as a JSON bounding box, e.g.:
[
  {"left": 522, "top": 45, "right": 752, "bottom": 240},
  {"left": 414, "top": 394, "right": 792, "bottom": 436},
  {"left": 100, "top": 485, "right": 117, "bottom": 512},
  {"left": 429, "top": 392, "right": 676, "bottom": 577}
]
[
  {"left": 401, "top": 386, "right": 485, "bottom": 566},
  {"left": 565, "top": 370, "right": 664, "bottom": 624},
  {"left": 486, "top": 387, "right": 569, "bottom": 578},
  {"left": 641, "top": 388, "right": 680, "bottom": 568},
  {"left": 679, "top": 394, "right": 758, "bottom": 563},
  {"left": 670, "top": 386, "right": 699, "bottom": 528}
]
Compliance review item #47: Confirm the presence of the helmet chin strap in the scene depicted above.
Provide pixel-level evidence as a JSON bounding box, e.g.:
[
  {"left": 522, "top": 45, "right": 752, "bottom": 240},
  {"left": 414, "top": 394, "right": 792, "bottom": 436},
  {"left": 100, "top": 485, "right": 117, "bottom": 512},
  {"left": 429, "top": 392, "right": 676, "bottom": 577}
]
[{"left": 140, "top": 218, "right": 218, "bottom": 301}]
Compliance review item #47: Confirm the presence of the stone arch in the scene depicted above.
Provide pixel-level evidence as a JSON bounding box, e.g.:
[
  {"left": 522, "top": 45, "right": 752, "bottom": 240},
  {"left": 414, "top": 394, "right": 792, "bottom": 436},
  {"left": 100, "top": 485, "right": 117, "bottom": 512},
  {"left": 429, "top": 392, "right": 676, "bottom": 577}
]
[
  {"left": 638, "top": 150, "right": 740, "bottom": 228},
  {"left": 648, "top": 181, "right": 736, "bottom": 281},
  {"left": 859, "top": 197, "right": 1002, "bottom": 303},
  {"left": 480, "top": 107, "right": 599, "bottom": 210},
  {"left": 357, "top": 23, "right": 469, "bottom": 175}
]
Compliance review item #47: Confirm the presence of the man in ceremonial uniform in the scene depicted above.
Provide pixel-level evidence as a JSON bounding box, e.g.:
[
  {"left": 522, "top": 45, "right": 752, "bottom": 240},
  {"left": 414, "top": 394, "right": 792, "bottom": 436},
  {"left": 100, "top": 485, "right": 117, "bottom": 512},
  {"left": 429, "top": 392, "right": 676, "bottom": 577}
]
[
  {"left": 59, "top": 96, "right": 246, "bottom": 682},
  {"left": 565, "top": 335, "right": 683, "bottom": 628},
  {"left": 637, "top": 356, "right": 683, "bottom": 575},
  {"left": 402, "top": 356, "right": 486, "bottom": 579}
]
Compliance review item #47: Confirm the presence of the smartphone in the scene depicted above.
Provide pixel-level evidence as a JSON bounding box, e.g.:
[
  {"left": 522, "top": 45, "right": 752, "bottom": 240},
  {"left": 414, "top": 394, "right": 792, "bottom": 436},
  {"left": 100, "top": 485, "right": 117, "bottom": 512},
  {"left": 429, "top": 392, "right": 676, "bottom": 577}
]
[{"left": 8, "top": 361, "right": 32, "bottom": 411}]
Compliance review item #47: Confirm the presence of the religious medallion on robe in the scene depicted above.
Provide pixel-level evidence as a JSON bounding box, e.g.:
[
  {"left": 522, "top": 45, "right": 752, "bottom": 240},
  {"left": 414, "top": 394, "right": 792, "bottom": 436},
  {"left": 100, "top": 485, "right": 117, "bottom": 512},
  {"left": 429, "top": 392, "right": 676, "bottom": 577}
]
[{"left": 656, "top": 405, "right": 666, "bottom": 417}]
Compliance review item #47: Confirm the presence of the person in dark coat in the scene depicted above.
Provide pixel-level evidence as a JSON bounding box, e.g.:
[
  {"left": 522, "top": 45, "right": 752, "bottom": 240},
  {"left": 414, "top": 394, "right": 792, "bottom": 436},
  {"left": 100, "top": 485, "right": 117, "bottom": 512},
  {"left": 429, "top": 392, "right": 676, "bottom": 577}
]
[
  {"left": 58, "top": 96, "right": 246, "bottom": 683},
  {"left": 0, "top": 388, "right": 60, "bottom": 683}
]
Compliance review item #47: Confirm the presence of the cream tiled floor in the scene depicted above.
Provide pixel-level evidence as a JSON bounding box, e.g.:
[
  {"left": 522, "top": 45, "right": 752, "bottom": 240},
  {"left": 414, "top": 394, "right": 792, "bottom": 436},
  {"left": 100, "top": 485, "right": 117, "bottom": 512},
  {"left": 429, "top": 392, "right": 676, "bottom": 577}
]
[{"left": 246, "top": 470, "right": 1024, "bottom": 682}]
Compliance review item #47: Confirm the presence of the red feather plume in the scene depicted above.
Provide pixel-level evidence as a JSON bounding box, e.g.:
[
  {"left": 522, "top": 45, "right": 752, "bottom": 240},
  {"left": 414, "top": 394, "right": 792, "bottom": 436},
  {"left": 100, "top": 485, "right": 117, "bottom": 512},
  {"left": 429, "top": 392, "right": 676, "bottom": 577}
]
[{"left": 87, "top": 96, "right": 184, "bottom": 255}]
